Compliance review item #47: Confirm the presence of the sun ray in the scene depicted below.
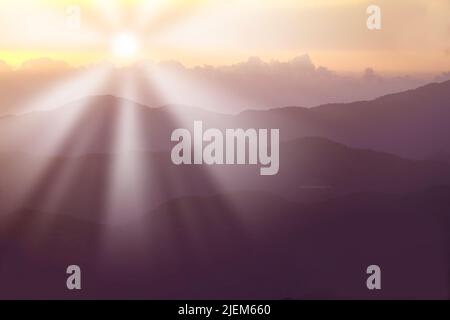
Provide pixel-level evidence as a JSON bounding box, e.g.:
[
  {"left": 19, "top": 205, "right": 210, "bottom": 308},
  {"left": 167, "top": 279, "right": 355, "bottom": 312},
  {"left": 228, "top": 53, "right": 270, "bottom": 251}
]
[
  {"left": 2, "top": 64, "right": 112, "bottom": 228},
  {"left": 137, "top": 63, "right": 249, "bottom": 225},
  {"left": 134, "top": 0, "right": 208, "bottom": 37},
  {"left": 98, "top": 69, "right": 153, "bottom": 267}
]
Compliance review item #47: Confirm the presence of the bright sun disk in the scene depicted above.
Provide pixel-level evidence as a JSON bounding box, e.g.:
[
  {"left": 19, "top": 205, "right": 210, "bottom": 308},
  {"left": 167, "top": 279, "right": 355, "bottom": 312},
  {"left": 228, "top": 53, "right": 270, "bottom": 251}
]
[{"left": 112, "top": 32, "right": 140, "bottom": 59}]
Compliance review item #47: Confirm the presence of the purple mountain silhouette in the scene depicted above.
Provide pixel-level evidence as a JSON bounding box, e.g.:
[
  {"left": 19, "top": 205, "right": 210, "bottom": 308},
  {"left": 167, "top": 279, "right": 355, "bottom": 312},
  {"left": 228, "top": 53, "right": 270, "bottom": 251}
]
[
  {"left": 1, "top": 80, "right": 449, "bottom": 159},
  {"left": 1, "top": 188, "right": 449, "bottom": 299},
  {"left": 0, "top": 81, "right": 450, "bottom": 299}
]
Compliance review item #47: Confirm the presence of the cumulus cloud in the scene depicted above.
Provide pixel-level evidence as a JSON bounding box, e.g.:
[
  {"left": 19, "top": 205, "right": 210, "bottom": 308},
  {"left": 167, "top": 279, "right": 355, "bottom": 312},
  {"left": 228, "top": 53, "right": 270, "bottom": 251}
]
[
  {"left": 0, "top": 56, "right": 446, "bottom": 115},
  {"left": 134, "top": 55, "right": 434, "bottom": 111}
]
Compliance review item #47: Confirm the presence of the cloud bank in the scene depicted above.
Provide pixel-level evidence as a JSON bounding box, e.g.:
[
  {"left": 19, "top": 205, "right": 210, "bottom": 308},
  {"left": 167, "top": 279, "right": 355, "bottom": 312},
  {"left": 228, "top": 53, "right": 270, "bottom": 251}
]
[{"left": 0, "top": 55, "right": 448, "bottom": 114}]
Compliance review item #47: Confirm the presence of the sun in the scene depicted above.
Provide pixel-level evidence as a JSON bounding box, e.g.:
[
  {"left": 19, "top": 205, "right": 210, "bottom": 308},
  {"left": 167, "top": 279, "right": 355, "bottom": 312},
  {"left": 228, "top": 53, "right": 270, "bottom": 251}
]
[{"left": 111, "top": 32, "right": 140, "bottom": 60}]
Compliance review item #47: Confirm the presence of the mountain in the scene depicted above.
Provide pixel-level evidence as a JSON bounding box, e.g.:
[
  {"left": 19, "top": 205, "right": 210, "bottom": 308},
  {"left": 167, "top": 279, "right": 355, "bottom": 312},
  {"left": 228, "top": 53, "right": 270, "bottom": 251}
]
[
  {"left": 1, "top": 80, "right": 450, "bottom": 159},
  {"left": 1, "top": 137, "right": 449, "bottom": 216},
  {"left": 1, "top": 188, "right": 449, "bottom": 299},
  {"left": 1, "top": 80, "right": 450, "bottom": 299},
  {"left": 239, "top": 80, "right": 450, "bottom": 159}
]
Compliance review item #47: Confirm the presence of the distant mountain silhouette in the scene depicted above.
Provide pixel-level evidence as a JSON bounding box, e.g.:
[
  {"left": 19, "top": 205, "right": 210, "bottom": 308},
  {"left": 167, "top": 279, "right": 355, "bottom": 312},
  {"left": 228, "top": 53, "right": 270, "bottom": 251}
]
[
  {"left": 1, "top": 187, "right": 449, "bottom": 299},
  {"left": 237, "top": 80, "right": 450, "bottom": 159},
  {"left": 1, "top": 137, "right": 449, "bottom": 214},
  {"left": 1, "top": 81, "right": 450, "bottom": 299},
  {"left": 1, "top": 80, "right": 450, "bottom": 159}
]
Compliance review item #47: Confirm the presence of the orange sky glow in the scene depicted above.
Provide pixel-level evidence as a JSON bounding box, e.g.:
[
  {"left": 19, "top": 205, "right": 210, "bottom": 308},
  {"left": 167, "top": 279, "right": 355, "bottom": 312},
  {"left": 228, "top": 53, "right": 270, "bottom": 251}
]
[{"left": 0, "top": 0, "right": 449, "bottom": 72}]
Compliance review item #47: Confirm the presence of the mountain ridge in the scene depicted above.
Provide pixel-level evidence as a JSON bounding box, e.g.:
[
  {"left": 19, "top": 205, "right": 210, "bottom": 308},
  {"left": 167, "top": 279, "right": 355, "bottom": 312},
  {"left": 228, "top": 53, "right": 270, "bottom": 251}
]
[{"left": 0, "top": 79, "right": 449, "bottom": 159}]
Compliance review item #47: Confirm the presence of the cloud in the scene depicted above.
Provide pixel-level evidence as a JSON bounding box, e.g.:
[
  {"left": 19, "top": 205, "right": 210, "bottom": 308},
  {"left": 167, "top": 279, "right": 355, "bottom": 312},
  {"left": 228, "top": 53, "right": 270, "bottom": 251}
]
[
  {"left": 20, "top": 58, "right": 71, "bottom": 72},
  {"left": 0, "top": 56, "right": 443, "bottom": 115},
  {"left": 155, "top": 55, "right": 431, "bottom": 111},
  {"left": 434, "top": 72, "right": 450, "bottom": 82}
]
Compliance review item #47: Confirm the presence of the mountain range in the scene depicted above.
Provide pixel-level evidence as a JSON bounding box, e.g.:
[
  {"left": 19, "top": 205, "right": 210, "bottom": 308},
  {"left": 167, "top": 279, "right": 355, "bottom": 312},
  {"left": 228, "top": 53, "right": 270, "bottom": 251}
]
[
  {"left": 0, "top": 79, "right": 449, "bottom": 299},
  {"left": 1, "top": 80, "right": 449, "bottom": 159}
]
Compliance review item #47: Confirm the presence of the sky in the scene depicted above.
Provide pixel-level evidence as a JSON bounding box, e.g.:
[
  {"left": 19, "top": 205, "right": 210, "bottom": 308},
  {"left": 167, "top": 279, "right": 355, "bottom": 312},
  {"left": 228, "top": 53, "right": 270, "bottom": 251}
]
[{"left": 0, "top": 0, "right": 449, "bottom": 72}]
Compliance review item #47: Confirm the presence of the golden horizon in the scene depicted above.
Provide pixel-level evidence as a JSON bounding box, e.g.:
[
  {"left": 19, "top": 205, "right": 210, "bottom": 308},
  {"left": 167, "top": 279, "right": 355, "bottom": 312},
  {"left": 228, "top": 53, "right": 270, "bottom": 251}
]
[{"left": 0, "top": 0, "right": 449, "bottom": 73}]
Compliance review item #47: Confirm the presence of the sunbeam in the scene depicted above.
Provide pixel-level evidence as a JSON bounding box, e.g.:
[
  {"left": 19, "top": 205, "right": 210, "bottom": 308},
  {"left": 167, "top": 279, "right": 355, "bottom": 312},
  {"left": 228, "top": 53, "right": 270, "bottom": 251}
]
[
  {"left": 2, "top": 65, "right": 112, "bottom": 228},
  {"left": 0, "top": 1, "right": 105, "bottom": 53},
  {"left": 138, "top": 63, "right": 248, "bottom": 226},
  {"left": 135, "top": 0, "right": 208, "bottom": 37},
  {"left": 99, "top": 70, "right": 152, "bottom": 267},
  {"left": 142, "top": 61, "right": 252, "bottom": 112},
  {"left": 92, "top": 0, "right": 123, "bottom": 32}
]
